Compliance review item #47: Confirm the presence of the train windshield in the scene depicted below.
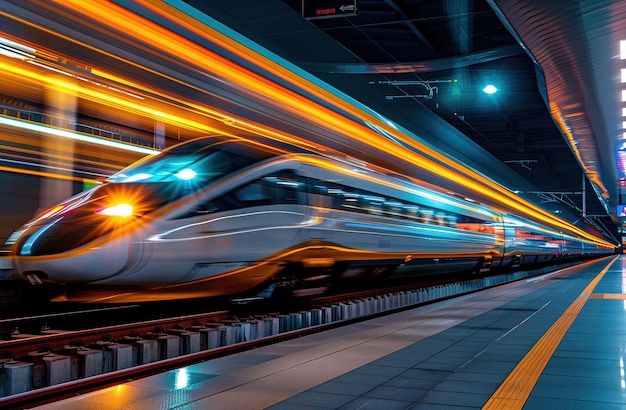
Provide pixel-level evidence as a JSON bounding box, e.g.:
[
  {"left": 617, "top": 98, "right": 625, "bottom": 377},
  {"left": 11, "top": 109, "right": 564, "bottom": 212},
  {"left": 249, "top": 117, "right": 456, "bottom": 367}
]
[
  {"left": 107, "top": 137, "right": 276, "bottom": 187},
  {"left": 99, "top": 137, "right": 279, "bottom": 208}
]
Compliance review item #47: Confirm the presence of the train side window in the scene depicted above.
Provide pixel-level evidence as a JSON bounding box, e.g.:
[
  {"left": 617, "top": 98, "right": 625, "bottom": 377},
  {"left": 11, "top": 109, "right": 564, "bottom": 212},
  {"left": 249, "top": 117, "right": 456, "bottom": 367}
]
[
  {"left": 268, "top": 173, "right": 305, "bottom": 204},
  {"left": 312, "top": 184, "right": 328, "bottom": 195},
  {"left": 306, "top": 177, "right": 491, "bottom": 229},
  {"left": 363, "top": 194, "right": 384, "bottom": 215},
  {"left": 234, "top": 182, "right": 272, "bottom": 205},
  {"left": 383, "top": 200, "right": 403, "bottom": 218},
  {"left": 319, "top": 181, "right": 369, "bottom": 214},
  {"left": 307, "top": 182, "right": 331, "bottom": 207},
  {"left": 419, "top": 209, "right": 434, "bottom": 224},
  {"left": 226, "top": 171, "right": 305, "bottom": 207},
  {"left": 403, "top": 204, "right": 419, "bottom": 220},
  {"left": 178, "top": 170, "right": 304, "bottom": 217},
  {"left": 326, "top": 185, "right": 346, "bottom": 209},
  {"left": 342, "top": 192, "right": 361, "bottom": 211}
]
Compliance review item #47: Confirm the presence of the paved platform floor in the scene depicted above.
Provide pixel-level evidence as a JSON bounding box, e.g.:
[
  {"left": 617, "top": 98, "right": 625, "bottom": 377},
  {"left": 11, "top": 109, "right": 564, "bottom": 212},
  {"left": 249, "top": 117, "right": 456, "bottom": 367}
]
[{"left": 35, "top": 255, "right": 626, "bottom": 409}]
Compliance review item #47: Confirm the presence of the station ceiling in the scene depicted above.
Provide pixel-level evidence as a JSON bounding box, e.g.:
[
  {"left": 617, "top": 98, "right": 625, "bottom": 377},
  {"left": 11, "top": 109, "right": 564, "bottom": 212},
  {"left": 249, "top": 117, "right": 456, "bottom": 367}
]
[{"left": 187, "top": 0, "right": 626, "bottom": 241}]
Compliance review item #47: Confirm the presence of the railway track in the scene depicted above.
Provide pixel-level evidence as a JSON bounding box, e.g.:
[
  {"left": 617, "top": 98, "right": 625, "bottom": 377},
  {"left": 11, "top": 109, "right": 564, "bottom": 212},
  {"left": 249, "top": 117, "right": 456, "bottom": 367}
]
[{"left": 0, "top": 261, "right": 592, "bottom": 408}]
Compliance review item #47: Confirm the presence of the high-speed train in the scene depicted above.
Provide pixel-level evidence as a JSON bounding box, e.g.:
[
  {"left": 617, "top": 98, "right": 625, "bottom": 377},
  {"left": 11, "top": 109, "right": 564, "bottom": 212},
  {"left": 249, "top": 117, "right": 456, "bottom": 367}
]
[{"left": 4, "top": 135, "right": 616, "bottom": 303}]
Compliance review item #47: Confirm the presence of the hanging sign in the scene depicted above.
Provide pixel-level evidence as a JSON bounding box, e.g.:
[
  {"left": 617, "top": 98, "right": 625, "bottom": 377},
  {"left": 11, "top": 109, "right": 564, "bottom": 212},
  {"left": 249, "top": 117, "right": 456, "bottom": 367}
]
[{"left": 302, "top": 0, "right": 357, "bottom": 20}]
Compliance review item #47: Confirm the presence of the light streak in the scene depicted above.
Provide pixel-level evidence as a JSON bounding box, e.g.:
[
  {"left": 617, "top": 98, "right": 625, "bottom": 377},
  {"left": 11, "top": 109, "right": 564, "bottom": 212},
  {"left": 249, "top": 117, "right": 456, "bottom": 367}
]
[
  {"left": 0, "top": 164, "right": 100, "bottom": 185},
  {"left": 0, "top": 156, "right": 108, "bottom": 179},
  {"left": 0, "top": 1, "right": 615, "bottom": 248},
  {"left": 0, "top": 116, "right": 157, "bottom": 154},
  {"left": 0, "top": 57, "right": 230, "bottom": 136},
  {"left": 88, "top": 0, "right": 611, "bottom": 246},
  {"left": 0, "top": 142, "right": 123, "bottom": 174}
]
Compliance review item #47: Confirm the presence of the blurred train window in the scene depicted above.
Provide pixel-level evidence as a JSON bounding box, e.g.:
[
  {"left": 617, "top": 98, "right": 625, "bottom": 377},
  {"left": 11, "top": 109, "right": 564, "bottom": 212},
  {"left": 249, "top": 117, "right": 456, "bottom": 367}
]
[
  {"left": 384, "top": 201, "right": 404, "bottom": 216},
  {"left": 235, "top": 182, "right": 272, "bottom": 204},
  {"left": 108, "top": 138, "right": 274, "bottom": 186},
  {"left": 180, "top": 170, "right": 304, "bottom": 217},
  {"left": 267, "top": 175, "right": 305, "bottom": 204},
  {"left": 515, "top": 229, "right": 553, "bottom": 242},
  {"left": 311, "top": 177, "right": 492, "bottom": 232},
  {"left": 403, "top": 204, "right": 420, "bottom": 219},
  {"left": 419, "top": 209, "right": 434, "bottom": 224},
  {"left": 312, "top": 184, "right": 328, "bottom": 195},
  {"left": 363, "top": 195, "right": 384, "bottom": 215}
]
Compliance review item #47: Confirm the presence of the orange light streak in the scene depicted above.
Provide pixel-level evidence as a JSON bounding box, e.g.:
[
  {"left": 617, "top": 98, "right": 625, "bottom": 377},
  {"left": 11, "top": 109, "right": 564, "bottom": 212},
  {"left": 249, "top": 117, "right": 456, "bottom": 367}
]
[
  {"left": 0, "top": 143, "right": 115, "bottom": 174},
  {"left": 37, "top": 205, "right": 65, "bottom": 220},
  {"left": 73, "top": 0, "right": 609, "bottom": 244},
  {"left": 0, "top": 58, "right": 224, "bottom": 134},
  {"left": 0, "top": 127, "right": 141, "bottom": 167},
  {"left": 4, "top": 1, "right": 615, "bottom": 247},
  {"left": 0, "top": 165, "right": 100, "bottom": 185}
]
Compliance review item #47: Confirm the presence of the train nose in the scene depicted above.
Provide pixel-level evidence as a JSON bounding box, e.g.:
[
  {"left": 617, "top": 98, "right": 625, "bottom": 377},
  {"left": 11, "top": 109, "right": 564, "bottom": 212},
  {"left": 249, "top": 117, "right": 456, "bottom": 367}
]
[
  {"left": 14, "top": 221, "right": 103, "bottom": 257},
  {"left": 18, "top": 235, "right": 137, "bottom": 283},
  {"left": 13, "top": 222, "right": 138, "bottom": 284}
]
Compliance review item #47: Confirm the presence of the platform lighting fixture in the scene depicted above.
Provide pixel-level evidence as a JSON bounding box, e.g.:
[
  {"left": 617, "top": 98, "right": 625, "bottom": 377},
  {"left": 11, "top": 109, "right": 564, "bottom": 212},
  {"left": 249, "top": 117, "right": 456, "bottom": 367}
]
[
  {"left": 617, "top": 40, "right": 626, "bottom": 218},
  {"left": 622, "top": 42, "right": 626, "bottom": 145},
  {"left": 483, "top": 84, "right": 497, "bottom": 94}
]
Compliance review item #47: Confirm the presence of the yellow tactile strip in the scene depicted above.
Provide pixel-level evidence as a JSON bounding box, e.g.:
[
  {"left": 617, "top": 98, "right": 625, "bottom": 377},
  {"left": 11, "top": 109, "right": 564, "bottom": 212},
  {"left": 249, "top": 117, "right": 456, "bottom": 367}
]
[
  {"left": 483, "top": 255, "right": 619, "bottom": 409},
  {"left": 589, "top": 293, "right": 626, "bottom": 300}
]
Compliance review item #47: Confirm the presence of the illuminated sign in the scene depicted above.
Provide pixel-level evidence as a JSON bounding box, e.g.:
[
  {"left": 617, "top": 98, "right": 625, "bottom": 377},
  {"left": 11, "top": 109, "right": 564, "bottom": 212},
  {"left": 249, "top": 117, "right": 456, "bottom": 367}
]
[{"left": 302, "top": 0, "right": 357, "bottom": 20}]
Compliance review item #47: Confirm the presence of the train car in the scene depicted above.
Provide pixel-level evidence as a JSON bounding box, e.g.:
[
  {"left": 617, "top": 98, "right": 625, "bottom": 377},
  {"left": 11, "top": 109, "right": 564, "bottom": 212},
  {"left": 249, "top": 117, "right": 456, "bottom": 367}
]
[
  {"left": 3, "top": 135, "right": 616, "bottom": 303},
  {"left": 499, "top": 214, "right": 613, "bottom": 268}
]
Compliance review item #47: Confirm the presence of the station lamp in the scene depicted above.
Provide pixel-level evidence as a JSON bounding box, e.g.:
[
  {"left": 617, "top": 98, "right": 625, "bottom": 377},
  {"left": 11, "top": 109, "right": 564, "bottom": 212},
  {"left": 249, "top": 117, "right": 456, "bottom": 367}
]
[{"left": 483, "top": 84, "right": 498, "bottom": 95}]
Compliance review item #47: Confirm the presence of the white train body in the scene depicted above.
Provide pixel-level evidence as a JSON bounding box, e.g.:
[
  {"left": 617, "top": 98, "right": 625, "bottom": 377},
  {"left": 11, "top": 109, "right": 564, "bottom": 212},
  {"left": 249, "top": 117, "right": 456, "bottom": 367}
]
[{"left": 5, "top": 136, "right": 615, "bottom": 302}]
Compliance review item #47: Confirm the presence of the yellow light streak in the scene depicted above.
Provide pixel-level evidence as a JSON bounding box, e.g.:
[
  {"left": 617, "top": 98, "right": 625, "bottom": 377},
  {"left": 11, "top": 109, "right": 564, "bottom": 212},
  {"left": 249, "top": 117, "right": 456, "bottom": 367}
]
[
  {"left": 0, "top": 127, "right": 141, "bottom": 171},
  {"left": 37, "top": 205, "right": 65, "bottom": 220},
  {"left": 0, "top": 142, "right": 123, "bottom": 174},
  {"left": 0, "top": 113, "right": 157, "bottom": 155},
  {"left": 85, "top": 0, "right": 612, "bottom": 247},
  {"left": 0, "top": 165, "right": 100, "bottom": 185},
  {"left": 132, "top": 3, "right": 521, "bottom": 182},
  {"left": 0, "top": 59, "right": 222, "bottom": 135},
  {"left": 1, "top": 1, "right": 615, "bottom": 248}
]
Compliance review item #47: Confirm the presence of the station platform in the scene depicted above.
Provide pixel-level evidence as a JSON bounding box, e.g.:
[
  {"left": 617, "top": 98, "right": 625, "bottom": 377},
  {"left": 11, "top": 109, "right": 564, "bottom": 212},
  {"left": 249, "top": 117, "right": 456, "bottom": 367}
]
[{"left": 33, "top": 255, "right": 626, "bottom": 409}]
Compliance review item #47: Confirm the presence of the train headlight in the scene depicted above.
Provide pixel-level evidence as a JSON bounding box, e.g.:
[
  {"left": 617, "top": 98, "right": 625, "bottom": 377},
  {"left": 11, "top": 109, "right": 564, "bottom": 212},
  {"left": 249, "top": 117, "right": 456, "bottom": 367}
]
[
  {"left": 175, "top": 168, "right": 196, "bottom": 180},
  {"left": 96, "top": 204, "right": 133, "bottom": 217}
]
